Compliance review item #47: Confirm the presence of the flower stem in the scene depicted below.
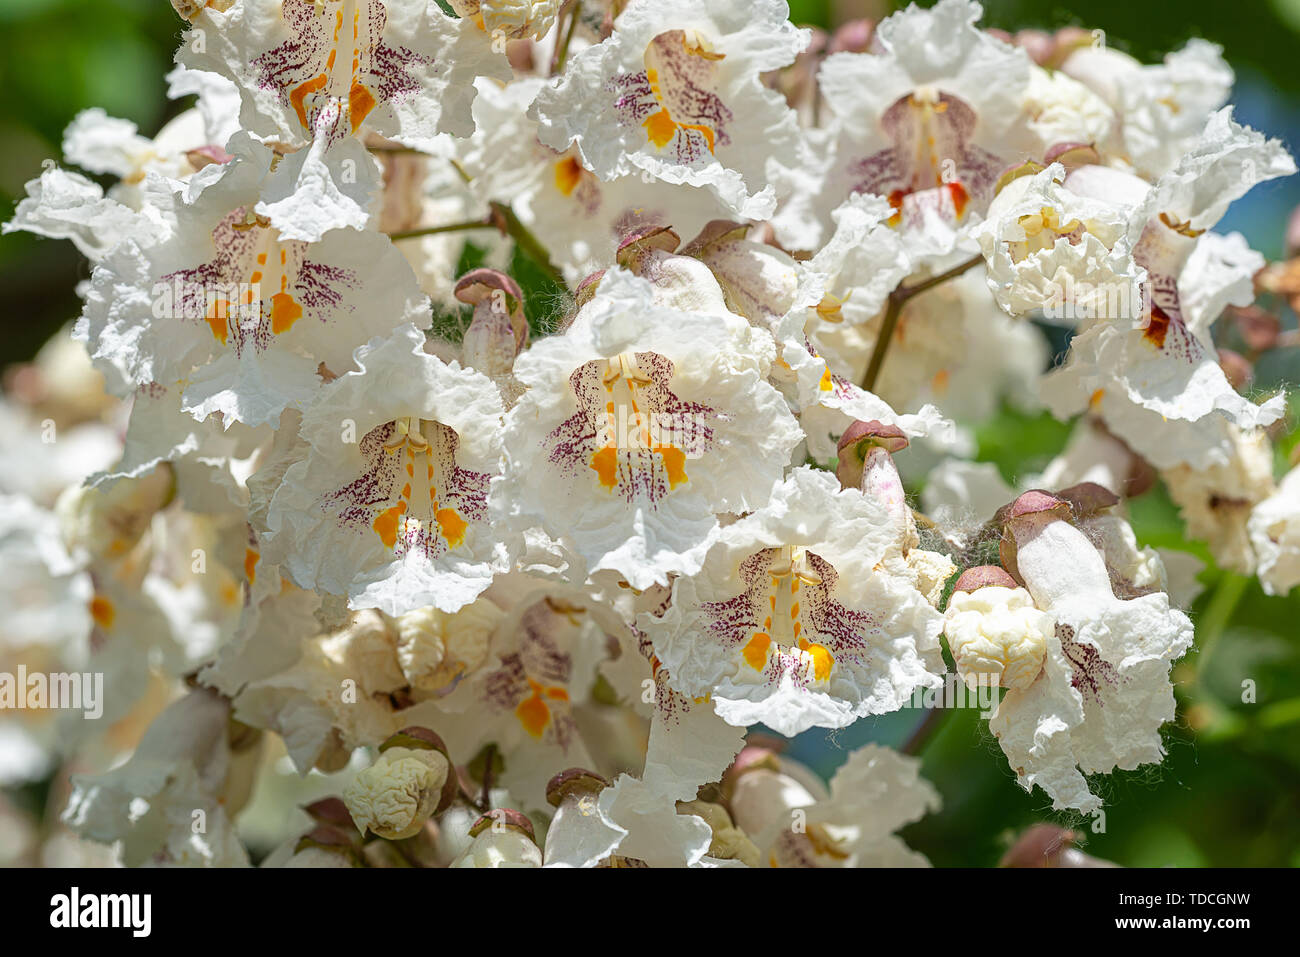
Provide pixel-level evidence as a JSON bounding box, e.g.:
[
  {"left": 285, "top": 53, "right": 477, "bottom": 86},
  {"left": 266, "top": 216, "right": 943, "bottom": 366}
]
[
  {"left": 900, "top": 705, "right": 950, "bottom": 756},
  {"left": 860, "top": 253, "right": 984, "bottom": 393},
  {"left": 554, "top": 0, "right": 582, "bottom": 74},
  {"left": 489, "top": 201, "right": 567, "bottom": 287},
  {"left": 386, "top": 217, "right": 494, "bottom": 241}
]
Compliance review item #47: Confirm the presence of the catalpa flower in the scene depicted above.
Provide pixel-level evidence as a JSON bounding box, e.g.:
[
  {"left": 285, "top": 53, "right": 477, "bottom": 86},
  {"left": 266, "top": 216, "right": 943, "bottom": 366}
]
[
  {"left": 1249, "top": 465, "right": 1300, "bottom": 597},
  {"left": 180, "top": 0, "right": 508, "bottom": 237},
  {"left": 649, "top": 467, "right": 945, "bottom": 736},
  {"left": 594, "top": 679, "right": 747, "bottom": 867},
  {"left": 78, "top": 133, "right": 430, "bottom": 428},
  {"left": 1061, "top": 38, "right": 1233, "bottom": 180},
  {"left": 974, "top": 162, "right": 1142, "bottom": 321},
  {"left": 496, "top": 268, "right": 800, "bottom": 589},
  {"left": 462, "top": 77, "right": 736, "bottom": 282},
  {"left": 265, "top": 324, "right": 508, "bottom": 615},
  {"left": 62, "top": 688, "right": 258, "bottom": 867},
  {"left": 531, "top": 0, "right": 810, "bottom": 220},
  {"left": 448, "top": 0, "right": 560, "bottom": 42},
  {"left": 989, "top": 492, "right": 1193, "bottom": 813},
  {"left": 433, "top": 585, "right": 611, "bottom": 808},
  {"left": 1043, "top": 109, "right": 1294, "bottom": 468},
  {"left": 816, "top": 0, "right": 1034, "bottom": 238},
  {"left": 728, "top": 743, "right": 939, "bottom": 867}
]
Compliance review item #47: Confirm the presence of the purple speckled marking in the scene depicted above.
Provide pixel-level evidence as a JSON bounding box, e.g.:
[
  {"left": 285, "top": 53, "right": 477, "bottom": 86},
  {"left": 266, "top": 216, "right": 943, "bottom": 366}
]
[
  {"left": 1058, "top": 624, "right": 1124, "bottom": 705},
  {"left": 482, "top": 601, "right": 578, "bottom": 749},
  {"left": 848, "top": 92, "right": 1001, "bottom": 213},
  {"left": 252, "top": 0, "right": 433, "bottom": 145},
  {"left": 1132, "top": 229, "right": 1201, "bottom": 363},
  {"left": 163, "top": 208, "right": 359, "bottom": 356},
  {"left": 699, "top": 549, "right": 876, "bottom": 690},
  {"left": 544, "top": 351, "right": 722, "bottom": 505},
  {"left": 321, "top": 419, "right": 488, "bottom": 559},
  {"left": 607, "top": 30, "right": 733, "bottom": 166}
]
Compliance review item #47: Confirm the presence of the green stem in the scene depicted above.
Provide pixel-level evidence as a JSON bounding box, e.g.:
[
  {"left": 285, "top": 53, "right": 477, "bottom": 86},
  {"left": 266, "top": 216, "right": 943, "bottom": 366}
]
[
  {"left": 386, "top": 218, "right": 493, "bottom": 241},
  {"left": 554, "top": 0, "right": 581, "bottom": 74},
  {"left": 489, "top": 201, "right": 567, "bottom": 287},
  {"left": 1191, "top": 571, "right": 1250, "bottom": 685},
  {"left": 860, "top": 254, "right": 984, "bottom": 393}
]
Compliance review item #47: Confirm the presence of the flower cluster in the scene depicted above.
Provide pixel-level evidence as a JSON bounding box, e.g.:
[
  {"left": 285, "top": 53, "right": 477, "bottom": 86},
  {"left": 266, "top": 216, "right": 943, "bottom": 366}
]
[{"left": 2, "top": 0, "right": 1297, "bottom": 867}]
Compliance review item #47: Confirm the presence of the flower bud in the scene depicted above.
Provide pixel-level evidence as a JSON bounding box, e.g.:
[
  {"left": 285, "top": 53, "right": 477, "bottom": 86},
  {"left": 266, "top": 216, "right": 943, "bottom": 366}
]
[
  {"left": 453, "top": 809, "right": 542, "bottom": 867},
  {"left": 455, "top": 268, "right": 528, "bottom": 377},
  {"left": 1042, "top": 142, "right": 1100, "bottom": 170},
  {"left": 999, "top": 824, "right": 1117, "bottom": 868},
  {"left": 343, "top": 727, "right": 456, "bottom": 840},
  {"left": 943, "top": 585, "right": 1053, "bottom": 691},
  {"left": 995, "top": 490, "right": 1071, "bottom": 582}
]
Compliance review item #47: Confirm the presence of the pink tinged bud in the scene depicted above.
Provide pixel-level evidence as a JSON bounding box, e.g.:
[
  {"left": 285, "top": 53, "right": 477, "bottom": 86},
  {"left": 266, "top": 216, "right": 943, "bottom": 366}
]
[
  {"left": 679, "top": 220, "right": 749, "bottom": 258},
  {"left": 1011, "top": 29, "right": 1057, "bottom": 66},
  {"left": 1004, "top": 497, "right": 1115, "bottom": 610},
  {"left": 469, "top": 808, "right": 537, "bottom": 843},
  {"left": 999, "top": 824, "right": 1117, "bottom": 868},
  {"left": 572, "top": 269, "right": 605, "bottom": 313},
  {"left": 185, "top": 145, "right": 234, "bottom": 170},
  {"left": 1217, "top": 348, "right": 1253, "bottom": 392},
  {"left": 294, "top": 824, "right": 365, "bottom": 866},
  {"left": 996, "top": 490, "right": 1071, "bottom": 584},
  {"left": 952, "top": 565, "right": 1018, "bottom": 593},
  {"left": 546, "top": 768, "right": 610, "bottom": 808},
  {"left": 302, "top": 797, "right": 354, "bottom": 829},
  {"left": 837, "top": 422, "right": 912, "bottom": 549},
  {"left": 1051, "top": 26, "right": 1099, "bottom": 66},
  {"left": 455, "top": 269, "right": 528, "bottom": 372},
  {"left": 828, "top": 19, "right": 875, "bottom": 55},
  {"left": 1043, "top": 142, "right": 1101, "bottom": 170},
  {"left": 506, "top": 38, "right": 535, "bottom": 73}
]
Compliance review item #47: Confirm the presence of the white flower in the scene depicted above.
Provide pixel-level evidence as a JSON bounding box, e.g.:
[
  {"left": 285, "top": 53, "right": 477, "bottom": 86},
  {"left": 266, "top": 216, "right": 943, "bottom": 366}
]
[
  {"left": 1249, "top": 466, "right": 1300, "bottom": 596},
  {"left": 975, "top": 163, "right": 1141, "bottom": 320},
  {"left": 62, "top": 689, "right": 257, "bottom": 866},
  {"left": 431, "top": 579, "right": 630, "bottom": 806},
  {"left": 450, "top": 0, "right": 560, "bottom": 42},
  {"left": 649, "top": 467, "right": 945, "bottom": 736},
  {"left": 179, "top": 0, "right": 508, "bottom": 238},
  {"left": 989, "top": 494, "right": 1193, "bottom": 812},
  {"left": 77, "top": 133, "right": 430, "bottom": 427},
  {"left": 729, "top": 744, "right": 939, "bottom": 867},
  {"left": 595, "top": 684, "right": 746, "bottom": 867},
  {"left": 1061, "top": 39, "right": 1233, "bottom": 179},
  {"left": 816, "top": 0, "right": 1034, "bottom": 239},
  {"left": 1043, "top": 110, "right": 1294, "bottom": 467},
  {"left": 531, "top": 0, "right": 809, "bottom": 219},
  {"left": 392, "top": 599, "right": 502, "bottom": 691},
  {"left": 496, "top": 269, "right": 800, "bottom": 589},
  {"left": 265, "top": 324, "right": 509, "bottom": 615},
  {"left": 4, "top": 164, "right": 161, "bottom": 261},
  {"left": 1163, "top": 426, "right": 1276, "bottom": 574}
]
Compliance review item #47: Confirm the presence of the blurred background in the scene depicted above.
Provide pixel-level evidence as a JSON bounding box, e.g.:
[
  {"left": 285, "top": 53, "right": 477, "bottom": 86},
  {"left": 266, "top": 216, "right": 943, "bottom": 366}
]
[{"left": 1, "top": 0, "right": 1299, "bottom": 866}]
